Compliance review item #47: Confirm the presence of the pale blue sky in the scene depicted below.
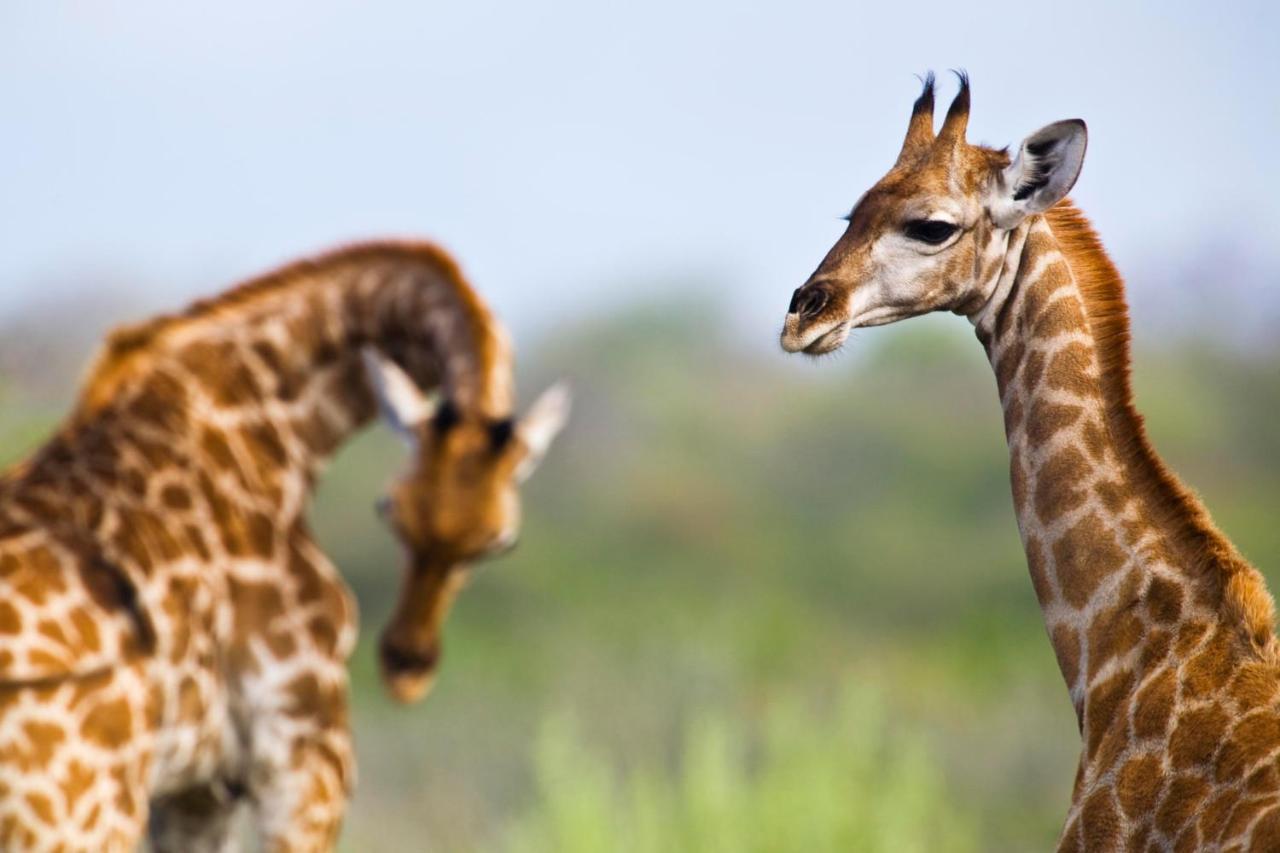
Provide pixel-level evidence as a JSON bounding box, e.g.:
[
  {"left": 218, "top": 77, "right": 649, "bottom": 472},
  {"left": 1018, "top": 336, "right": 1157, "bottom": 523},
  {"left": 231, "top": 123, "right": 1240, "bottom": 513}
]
[{"left": 2, "top": 1, "right": 1277, "bottom": 341}]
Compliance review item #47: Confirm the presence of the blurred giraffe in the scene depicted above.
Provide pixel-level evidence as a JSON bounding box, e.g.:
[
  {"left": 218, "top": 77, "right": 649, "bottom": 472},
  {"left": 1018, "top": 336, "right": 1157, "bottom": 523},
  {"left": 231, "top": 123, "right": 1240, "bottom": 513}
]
[
  {"left": 0, "top": 242, "right": 569, "bottom": 851},
  {"left": 781, "top": 74, "right": 1280, "bottom": 851}
]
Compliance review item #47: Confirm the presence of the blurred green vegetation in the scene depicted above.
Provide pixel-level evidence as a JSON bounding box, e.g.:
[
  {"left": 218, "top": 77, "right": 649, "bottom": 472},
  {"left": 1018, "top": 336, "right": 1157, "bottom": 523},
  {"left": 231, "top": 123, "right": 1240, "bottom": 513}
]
[
  {"left": 1, "top": 303, "right": 1277, "bottom": 851},
  {"left": 503, "top": 685, "right": 975, "bottom": 853}
]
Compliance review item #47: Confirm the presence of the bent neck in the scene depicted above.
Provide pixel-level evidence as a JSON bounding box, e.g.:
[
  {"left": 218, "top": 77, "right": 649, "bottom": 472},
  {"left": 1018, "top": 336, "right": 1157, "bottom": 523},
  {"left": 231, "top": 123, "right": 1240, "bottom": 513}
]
[
  {"left": 967, "top": 204, "right": 1275, "bottom": 745},
  {"left": 68, "top": 243, "right": 513, "bottom": 520}
]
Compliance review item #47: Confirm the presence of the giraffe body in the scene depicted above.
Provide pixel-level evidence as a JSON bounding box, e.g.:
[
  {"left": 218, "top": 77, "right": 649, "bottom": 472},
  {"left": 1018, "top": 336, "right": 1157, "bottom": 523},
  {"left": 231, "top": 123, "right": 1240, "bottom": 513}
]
[
  {"left": 0, "top": 242, "right": 558, "bottom": 851},
  {"left": 782, "top": 76, "right": 1280, "bottom": 851}
]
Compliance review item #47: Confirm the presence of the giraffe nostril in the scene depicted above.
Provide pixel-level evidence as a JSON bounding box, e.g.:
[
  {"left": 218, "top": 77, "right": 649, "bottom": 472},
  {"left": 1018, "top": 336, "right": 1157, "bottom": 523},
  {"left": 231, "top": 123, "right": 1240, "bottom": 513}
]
[
  {"left": 788, "top": 288, "right": 803, "bottom": 314},
  {"left": 380, "top": 640, "right": 439, "bottom": 676},
  {"left": 795, "top": 287, "right": 829, "bottom": 319}
]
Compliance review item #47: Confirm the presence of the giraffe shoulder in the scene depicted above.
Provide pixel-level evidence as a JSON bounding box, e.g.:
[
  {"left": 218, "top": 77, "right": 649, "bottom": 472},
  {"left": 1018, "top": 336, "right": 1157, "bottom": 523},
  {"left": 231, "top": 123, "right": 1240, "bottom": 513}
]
[{"left": 0, "top": 531, "right": 154, "bottom": 685}]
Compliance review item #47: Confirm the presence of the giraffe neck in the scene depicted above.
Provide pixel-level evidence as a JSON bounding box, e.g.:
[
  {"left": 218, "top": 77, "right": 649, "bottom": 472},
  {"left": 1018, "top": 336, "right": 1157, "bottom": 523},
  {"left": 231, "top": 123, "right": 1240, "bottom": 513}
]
[
  {"left": 62, "top": 242, "right": 512, "bottom": 526},
  {"left": 968, "top": 204, "right": 1276, "bottom": 746}
]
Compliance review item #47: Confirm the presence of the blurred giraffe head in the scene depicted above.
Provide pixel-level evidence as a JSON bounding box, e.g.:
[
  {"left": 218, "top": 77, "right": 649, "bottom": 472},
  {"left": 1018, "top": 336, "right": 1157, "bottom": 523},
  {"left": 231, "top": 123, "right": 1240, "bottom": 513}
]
[
  {"left": 362, "top": 350, "right": 570, "bottom": 702},
  {"left": 780, "top": 72, "right": 1087, "bottom": 354}
]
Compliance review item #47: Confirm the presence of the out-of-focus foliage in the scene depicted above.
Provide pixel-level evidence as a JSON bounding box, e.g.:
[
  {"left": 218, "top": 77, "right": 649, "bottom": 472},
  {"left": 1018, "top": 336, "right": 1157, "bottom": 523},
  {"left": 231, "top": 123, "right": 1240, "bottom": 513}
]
[
  {"left": 504, "top": 684, "right": 975, "bottom": 853},
  {"left": 1, "top": 301, "right": 1277, "bottom": 852}
]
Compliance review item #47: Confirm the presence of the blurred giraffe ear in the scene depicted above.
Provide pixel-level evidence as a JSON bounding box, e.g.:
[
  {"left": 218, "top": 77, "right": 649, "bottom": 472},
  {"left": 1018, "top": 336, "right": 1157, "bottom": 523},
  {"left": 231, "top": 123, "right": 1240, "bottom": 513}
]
[
  {"left": 361, "top": 348, "right": 440, "bottom": 442},
  {"left": 516, "top": 381, "right": 571, "bottom": 482},
  {"left": 990, "top": 120, "right": 1087, "bottom": 228}
]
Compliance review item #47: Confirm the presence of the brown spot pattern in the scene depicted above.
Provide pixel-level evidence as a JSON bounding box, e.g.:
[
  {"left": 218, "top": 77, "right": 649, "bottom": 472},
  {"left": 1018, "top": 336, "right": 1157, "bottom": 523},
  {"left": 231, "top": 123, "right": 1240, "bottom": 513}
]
[
  {"left": 1025, "top": 401, "right": 1083, "bottom": 445},
  {"left": 1034, "top": 447, "right": 1090, "bottom": 524},
  {"left": 1054, "top": 512, "right": 1127, "bottom": 608}
]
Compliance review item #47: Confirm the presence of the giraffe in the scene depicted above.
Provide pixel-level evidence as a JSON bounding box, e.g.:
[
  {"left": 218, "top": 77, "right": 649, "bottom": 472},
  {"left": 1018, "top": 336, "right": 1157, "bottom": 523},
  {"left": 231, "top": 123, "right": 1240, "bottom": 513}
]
[
  {"left": 780, "top": 74, "right": 1280, "bottom": 851},
  {"left": 0, "top": 241, "right": 569, "bottom": 852}
]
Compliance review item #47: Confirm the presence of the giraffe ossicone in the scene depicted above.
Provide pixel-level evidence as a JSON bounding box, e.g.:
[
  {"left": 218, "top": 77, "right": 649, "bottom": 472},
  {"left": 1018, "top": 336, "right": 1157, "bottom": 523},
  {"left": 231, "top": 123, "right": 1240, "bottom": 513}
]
[
  {"left": 783, "top": 73, "right": 1280, "bottom": 852},
  {"left": 0, "top": 241, "right": 567, "bottom": 851}
]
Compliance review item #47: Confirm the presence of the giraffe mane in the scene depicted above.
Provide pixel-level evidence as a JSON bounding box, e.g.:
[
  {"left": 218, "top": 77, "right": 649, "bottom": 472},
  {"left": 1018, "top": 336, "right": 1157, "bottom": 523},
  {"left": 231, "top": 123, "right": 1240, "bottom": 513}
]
[
  {"left": 1045, "top": 203, "right": 1278, "bottom": 658},
  {"left": 76, "top": 240, "right": 503, "bottom": 415}
]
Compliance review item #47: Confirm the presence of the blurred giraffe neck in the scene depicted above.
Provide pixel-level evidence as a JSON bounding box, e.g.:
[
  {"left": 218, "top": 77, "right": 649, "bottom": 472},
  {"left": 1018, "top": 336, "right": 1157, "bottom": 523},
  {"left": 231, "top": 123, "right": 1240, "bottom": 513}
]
[{"left": 64, "top": 242, "right": 514, "bottom": 517}]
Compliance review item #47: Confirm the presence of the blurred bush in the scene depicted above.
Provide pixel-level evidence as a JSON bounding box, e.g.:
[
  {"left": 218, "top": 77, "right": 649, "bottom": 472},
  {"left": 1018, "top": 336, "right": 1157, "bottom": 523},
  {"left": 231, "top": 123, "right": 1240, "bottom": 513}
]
[{"left": 504, "top": 683, "right": 974, "bottom": 853}]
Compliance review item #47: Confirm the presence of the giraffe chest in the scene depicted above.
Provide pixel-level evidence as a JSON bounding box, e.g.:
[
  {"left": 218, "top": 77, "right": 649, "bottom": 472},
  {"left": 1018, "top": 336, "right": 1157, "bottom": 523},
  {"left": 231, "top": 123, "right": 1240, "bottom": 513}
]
[
  {"left": 142, "top": 558, "right": 238, "bottom": 794},
  {"left": 141, "top": 544, "right": 357, "bottom": 794}
]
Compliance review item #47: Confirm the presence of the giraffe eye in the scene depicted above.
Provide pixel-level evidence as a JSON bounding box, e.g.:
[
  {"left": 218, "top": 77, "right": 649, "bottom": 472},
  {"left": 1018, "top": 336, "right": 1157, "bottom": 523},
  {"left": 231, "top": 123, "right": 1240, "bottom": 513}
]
[
  {"left": 488, "top": 418, "right": 515, "bottom": 450},
  {"left": 903, "top": 219, "right": 959, "bottom": 245}
]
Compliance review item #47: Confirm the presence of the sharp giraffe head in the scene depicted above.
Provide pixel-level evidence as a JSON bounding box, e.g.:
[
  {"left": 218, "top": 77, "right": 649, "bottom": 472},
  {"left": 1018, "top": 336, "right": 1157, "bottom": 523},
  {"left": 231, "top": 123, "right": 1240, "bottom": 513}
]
[
  {"left": 780, "top": 72, "right": 1088, "bottom": 355},
  {"left": 361, "top": 349, "right": 570, "bottom": 702}
]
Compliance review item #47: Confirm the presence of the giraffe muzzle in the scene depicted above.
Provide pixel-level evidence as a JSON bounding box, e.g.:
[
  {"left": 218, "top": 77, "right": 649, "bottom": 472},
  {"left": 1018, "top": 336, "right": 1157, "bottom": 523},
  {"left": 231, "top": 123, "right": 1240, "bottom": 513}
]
[
  {"left": 781, "top": 280, "right": 851, "bottom": 355},
  {"left": 379, "top": 637, "right": 442, "bottom": 703}
]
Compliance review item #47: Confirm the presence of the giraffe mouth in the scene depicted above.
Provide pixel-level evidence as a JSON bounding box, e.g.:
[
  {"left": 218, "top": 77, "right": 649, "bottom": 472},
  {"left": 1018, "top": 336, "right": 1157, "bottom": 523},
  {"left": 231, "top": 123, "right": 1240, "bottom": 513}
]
[
  {"left": 795, "top": 322, "right": 851, "bottom": 356},
  {"left": 804, "top": 324, "right": 850, "bottom": 355},
  {"left": 778, "top": 312, "right": 849, "bottom": 350},
  {"left": 780, "top": 310, "right": 851, "bottom": 355},
  {"left": 381, "top": 643, "right": 439, "bottom": 675},
  {"left": 379, "top": 640, "right": 441, "bottom": 703}
]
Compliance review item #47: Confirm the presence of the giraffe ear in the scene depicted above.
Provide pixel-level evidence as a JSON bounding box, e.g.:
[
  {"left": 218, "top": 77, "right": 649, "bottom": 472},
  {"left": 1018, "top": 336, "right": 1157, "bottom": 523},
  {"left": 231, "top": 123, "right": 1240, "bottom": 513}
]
[
  {"left": 990, "top": 119, "right": 1087, "bottom": 228},
  {"left": 361, "top": 348, "right": 440, "bottom": 442},
  {"left": 516, "top": 381, "right": 571, "bottom": 482}
]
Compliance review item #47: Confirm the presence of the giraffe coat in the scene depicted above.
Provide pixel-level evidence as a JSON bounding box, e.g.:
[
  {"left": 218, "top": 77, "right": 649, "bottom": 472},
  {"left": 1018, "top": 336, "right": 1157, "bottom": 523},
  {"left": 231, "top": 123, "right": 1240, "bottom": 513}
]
[{"left": 0, "top": 242, "right": 513, "bottom": 851}]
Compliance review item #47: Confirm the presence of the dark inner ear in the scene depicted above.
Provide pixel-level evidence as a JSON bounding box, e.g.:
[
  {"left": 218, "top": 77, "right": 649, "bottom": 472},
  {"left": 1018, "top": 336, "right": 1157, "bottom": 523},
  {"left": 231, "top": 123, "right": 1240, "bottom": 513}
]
[
  {"left": 1008, "top": 120, "right": 1086, "bottom": 208},
  {"left": 433, "top": 400, "right": 461, "bottom": 433},
  {"left": 1013, "top": 139, "right": 1058, "bottom": 201},
  {"left": 1025, "top": 137, "right": 1058, "bottom": 158},
  {"left": 488, "top": 417, "right": 515, "bottom": 450}
]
